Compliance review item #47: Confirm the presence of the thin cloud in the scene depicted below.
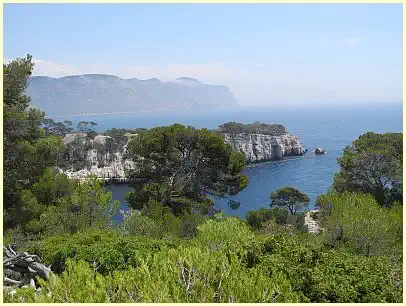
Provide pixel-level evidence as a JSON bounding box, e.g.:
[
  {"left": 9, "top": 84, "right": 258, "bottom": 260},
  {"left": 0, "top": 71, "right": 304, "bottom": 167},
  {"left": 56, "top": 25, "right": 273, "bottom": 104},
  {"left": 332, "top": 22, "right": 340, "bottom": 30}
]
[
  {"left": 4, "top": 57, "right": 83, "bottom": 77},
  {"left": 32, "top": 58, "right": 83, "bottom": 77}
]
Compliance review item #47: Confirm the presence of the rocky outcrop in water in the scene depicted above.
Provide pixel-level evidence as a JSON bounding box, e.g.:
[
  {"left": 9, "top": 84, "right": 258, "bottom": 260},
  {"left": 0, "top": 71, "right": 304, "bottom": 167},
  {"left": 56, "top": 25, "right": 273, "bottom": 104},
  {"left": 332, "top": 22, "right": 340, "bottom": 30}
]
[
  {"left": 218, "top": 122, "right": 306, "bottom": 163},
  {"left": 315, "top": 147, "right": 325, "bottom": 155}
]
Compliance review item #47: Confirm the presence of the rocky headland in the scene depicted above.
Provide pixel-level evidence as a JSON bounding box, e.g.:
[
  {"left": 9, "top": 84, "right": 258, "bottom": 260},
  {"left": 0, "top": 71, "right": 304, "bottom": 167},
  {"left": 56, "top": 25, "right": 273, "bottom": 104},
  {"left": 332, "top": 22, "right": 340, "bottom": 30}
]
[
  {"left": 218, "top": 122, "right": 306, "bottom": 163},
  {"left": 58, "top": 122, "right": 306, "bottom": 180},
  {"left": 222, "top": 133, "right": 305, "bottom": 163}
]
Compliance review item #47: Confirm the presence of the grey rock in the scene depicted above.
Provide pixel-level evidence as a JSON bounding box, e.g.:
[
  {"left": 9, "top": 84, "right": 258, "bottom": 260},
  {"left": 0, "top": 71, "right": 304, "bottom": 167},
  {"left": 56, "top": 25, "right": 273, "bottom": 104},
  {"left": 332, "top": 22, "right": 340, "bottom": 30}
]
[
  {"left": 15, "top": 257, "right": 34, "bottom": 267},
  {"left": 59, "top": 133, "right": 135, "bottom": 180},
  {"left": 3, "top": 246, "right": 52, "bottom": 289},
  {"left": 4, "top": 253, "right": 24, "bottom": 266},
  {"left": 4, "top": 277, "right": 22, "bottom": 286},
  {"left": 4, "top": 268, "right": 23, "bottom": 280},
  {"left": 29, "top": 262, "right": 51, "bottom": 280},
  {"left": 4, "top": 245, "right": 16, "bottom": 258},
  {"left": 29, "top": 278, "right": 36, "bottom": 289},
  {"left": 305, "top": 211, "right": 321, "bottom": 234},
  {"left": 315, "top": 147, "right": 325, "bottom": 155},
  {"left": 10, "top": 265, "right": 30, "bottom": 274}
]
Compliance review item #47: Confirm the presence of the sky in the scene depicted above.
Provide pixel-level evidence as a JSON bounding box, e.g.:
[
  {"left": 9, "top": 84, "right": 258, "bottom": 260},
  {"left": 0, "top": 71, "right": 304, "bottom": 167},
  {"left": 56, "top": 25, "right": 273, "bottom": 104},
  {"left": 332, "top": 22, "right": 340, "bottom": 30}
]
[{"left": 4, "top": 3, "right": 403, "bottom": 106}]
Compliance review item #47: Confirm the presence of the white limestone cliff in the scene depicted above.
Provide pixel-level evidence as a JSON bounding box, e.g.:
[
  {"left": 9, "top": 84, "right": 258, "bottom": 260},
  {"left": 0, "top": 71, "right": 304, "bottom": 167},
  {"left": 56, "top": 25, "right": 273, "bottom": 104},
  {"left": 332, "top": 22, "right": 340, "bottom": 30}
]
[
  {"left": 222, "top": 133, "right": 306, "bottom": 163},
  {"left": 59, "top": 133, "right": 135, "bottom": 180},
  {"left": 60, "top": 130, "right": 306, "bottom": 180}
]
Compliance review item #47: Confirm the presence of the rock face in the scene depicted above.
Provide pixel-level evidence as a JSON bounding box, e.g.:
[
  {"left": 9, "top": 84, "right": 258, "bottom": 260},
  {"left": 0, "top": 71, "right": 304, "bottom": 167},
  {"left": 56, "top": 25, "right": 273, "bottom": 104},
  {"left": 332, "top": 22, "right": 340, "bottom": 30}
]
[
  {"left": 304, "top": 210, "right": 321, "bottom": 234},
  {"left": 59, "top": 133, "right": 135, "bottom": 180},
  {"left": 222, "top": 133, "right": 306, "bottom": 163},
  {"left": 26, "top": 75, "right": 239, "bottom": 116}
]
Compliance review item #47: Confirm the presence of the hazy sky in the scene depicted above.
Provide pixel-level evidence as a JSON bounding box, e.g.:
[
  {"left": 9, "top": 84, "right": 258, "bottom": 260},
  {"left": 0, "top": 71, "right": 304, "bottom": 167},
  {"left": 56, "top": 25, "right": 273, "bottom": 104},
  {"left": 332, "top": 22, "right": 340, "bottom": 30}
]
[{"left": 4, "top": 4, "right": 402, "bottom": 106}]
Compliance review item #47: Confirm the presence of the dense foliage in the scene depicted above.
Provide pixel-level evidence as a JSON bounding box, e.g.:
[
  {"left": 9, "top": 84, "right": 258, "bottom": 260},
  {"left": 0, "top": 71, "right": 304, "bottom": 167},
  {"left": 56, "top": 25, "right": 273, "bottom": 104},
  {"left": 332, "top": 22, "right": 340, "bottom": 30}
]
[
  {"left": 317, "top": 192, "right": 402, "bottom": 258},
  {"left": 4, "top": 173, "right": 120, "bottom": 244},
  {"left": 3, "top": 55, "right": 64, "bottom": 228},
  {"left": 246, "top": 207, "right": 307, "bottom": 231},
  {"left": 270, "top": 187, "right": 310, "bottom": 214},
  {"left": 5, "top": 216, "right": 402, "bottom": 302},
  {"left": 333, "top": 132, "right": 403, "bottom": 207},
  {"left": 102, "top": 128, "right": 140, "bottom": 150},
  {"left": 125, "top": 124, "right": 248, "bottom": 213},
  {"left": 42, "top": 119, "right": 74, "bottom": 136},
  {"left": 217, "top": 121, "right": 287, "bottom": 135}
]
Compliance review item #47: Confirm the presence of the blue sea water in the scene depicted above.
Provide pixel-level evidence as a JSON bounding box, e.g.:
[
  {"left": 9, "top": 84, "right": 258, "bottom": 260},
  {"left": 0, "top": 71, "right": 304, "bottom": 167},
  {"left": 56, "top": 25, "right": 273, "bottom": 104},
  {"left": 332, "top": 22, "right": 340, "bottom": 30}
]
[{"left": 54, "top": 103, "right": 402, "bottom": 219}]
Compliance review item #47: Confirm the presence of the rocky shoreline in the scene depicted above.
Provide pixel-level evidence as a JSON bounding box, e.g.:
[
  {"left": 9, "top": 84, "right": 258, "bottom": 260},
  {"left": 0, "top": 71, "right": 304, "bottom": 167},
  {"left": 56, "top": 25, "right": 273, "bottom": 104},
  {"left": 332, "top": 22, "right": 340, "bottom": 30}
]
[{"left": 58, "top": 123, "right": 307, "bottom": 181}]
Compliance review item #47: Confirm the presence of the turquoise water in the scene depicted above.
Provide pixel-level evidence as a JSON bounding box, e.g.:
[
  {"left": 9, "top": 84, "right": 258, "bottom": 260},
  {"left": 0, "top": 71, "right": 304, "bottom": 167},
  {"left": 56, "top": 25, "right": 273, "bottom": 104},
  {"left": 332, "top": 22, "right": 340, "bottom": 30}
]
[{"left": 54, "top": 103, "right": 402, "bottom": 219}]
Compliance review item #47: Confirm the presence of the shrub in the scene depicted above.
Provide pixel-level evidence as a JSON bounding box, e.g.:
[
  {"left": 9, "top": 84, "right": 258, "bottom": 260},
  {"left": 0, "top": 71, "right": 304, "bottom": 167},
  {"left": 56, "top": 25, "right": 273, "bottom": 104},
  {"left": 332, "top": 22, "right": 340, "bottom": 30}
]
[
  {"left": 258, "top": 234, "right": 402, "bottom": 302},
  {"left": 7, "top": 216, "right": 402, "bottom": 303},
  {"left": 333, "top": 132, "right": 402, "bottom": 207},
  {"left": 196, "top": 217, "right": 256, "bottom": 253},
  {"left": 120, "top": 209, "right": 162, "bottom": 237},
  {"left": 217, "top": 122, "right": 287, "bottom": 136},
  {"left": 317, "top": 192, "right": 402, "bottom": 257},
  {"left": 26, "top": 229, "right": 180, "bottom": 275},
  {"left": 246, "top": 207, "right": 289, "bottom": 229},
  {"left": 6, "top": 249, "right": 300, "bottom": 302}
]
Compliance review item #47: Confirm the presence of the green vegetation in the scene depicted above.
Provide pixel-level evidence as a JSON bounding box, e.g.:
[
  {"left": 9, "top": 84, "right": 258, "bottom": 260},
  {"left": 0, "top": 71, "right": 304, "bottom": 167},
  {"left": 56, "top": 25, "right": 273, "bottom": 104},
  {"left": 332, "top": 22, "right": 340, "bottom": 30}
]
[
  {"left": 5, "top": 218, "right": 402, "bottom": 302},
  {"left": 104, "top": 127, "right": 146, "bottom": 137},
  {"left": 317, "top": 192, "right": 402, "bottom": 258},
  {"left": 3, "top": 55, "right": 403, "bottom": 302},
  {"left": 217, "top": 121, "right": 288, "bottom": 135},
  {"left": 76, "top": 121, "right": 98, "bottom": 133},
  {"left": 333, "top": 132, "right": 402, "bottom": 207},
  {"left": 5, "top": 172, "right": 120, "bottom": 244},
  {"left": 4, "top": 55, "right": 64, "bottom": 229},
  {"left": 42, "top": 118, "right": 74, "bottom": 136},
  {"left": 246, "top": 207, "right": 306, "bottom": 230},
  {"left": 125, "top": 124, "right": 248, "bottom": 213},
  {"left": 102, "top": 128, "right": 143, "bottom": 149},
  {"left": 270, "top": 187, "right": 310, "bottom": 214}
]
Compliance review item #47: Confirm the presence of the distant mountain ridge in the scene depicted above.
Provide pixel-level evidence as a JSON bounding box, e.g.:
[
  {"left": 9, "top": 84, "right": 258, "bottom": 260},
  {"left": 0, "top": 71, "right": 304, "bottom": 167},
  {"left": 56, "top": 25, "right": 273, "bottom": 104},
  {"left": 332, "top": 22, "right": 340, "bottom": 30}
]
[{"left": 26, "top": 74, "right": 239, "bottom": 116}]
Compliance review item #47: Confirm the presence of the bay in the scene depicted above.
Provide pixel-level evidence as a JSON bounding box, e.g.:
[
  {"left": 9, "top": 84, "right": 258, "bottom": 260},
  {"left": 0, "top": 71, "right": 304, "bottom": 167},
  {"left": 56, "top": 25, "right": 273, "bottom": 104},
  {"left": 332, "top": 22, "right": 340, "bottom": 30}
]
[{"left": 53, "top": 103, "right": 402, "bottom": 219}]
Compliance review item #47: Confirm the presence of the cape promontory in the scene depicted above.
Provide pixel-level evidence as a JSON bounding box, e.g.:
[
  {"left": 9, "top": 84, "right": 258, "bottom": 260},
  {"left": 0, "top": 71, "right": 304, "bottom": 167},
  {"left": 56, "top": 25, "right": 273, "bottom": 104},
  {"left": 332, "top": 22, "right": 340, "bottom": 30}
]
[
  {"left": 26, "top": 74, "right": 239, "bottom": 116},
  {"left": 218, "top": 122, "right": 306, "bottom": 162},
  {"left": 59, "top": 122, "right": 306, "bottom": 180}
]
